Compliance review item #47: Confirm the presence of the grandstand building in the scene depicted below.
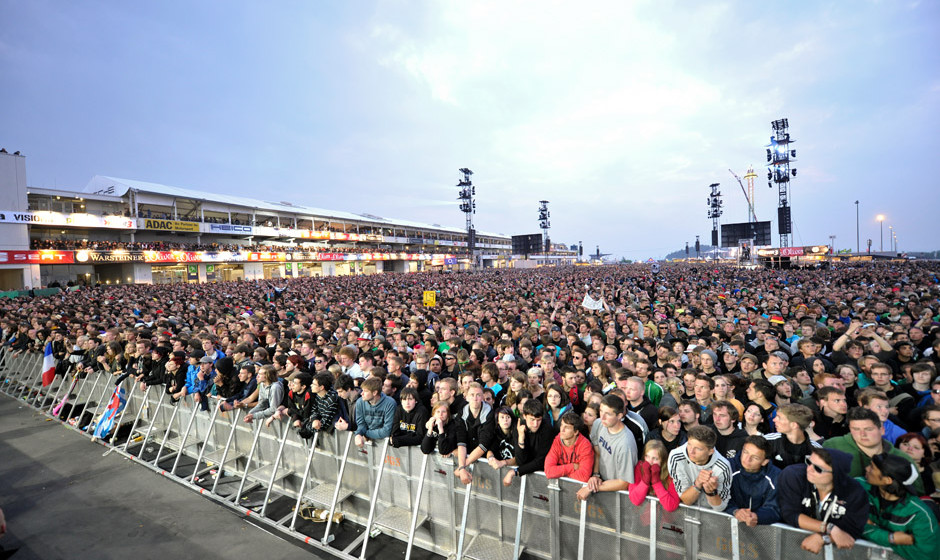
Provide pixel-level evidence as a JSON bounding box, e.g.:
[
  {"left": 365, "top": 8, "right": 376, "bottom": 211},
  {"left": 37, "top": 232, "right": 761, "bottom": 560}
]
[{"left": 0, "top": 151, "right": 512, "bottom": 289}]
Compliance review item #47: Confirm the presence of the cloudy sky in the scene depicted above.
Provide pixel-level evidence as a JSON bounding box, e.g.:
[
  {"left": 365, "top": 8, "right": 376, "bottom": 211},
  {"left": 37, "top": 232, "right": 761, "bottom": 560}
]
[{"left": 2, "top": 1, "right": 937, "bottom": 258}]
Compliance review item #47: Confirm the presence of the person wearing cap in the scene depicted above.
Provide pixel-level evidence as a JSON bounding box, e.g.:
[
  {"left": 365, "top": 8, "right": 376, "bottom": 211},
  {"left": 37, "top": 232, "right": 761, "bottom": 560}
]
[
  {"left": 778, "top": 447, "right": 869, "bottom": 554},
  {"left": 185, "top": 351, "right": 214, "bottom": 410},
  {"left": 739, "top": 353, "right": 760, "bottom": 379},
  {"left": 698, "top": 349, "right": 719, "bottom": 376},
  {"left": 859, "top": 453, "right": 939, "bottom": 560}
]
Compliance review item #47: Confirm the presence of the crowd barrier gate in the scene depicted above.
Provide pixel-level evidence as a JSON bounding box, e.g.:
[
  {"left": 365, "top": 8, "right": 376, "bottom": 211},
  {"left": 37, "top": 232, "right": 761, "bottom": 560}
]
[{"left": 0, "top": 348, "right": 902, "bottom": 560}]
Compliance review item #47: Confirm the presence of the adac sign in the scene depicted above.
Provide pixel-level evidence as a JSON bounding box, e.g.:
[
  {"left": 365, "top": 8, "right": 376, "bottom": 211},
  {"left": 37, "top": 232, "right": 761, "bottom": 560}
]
[{"left": 142, "top": 218, "right": 199, "bottom": 232}]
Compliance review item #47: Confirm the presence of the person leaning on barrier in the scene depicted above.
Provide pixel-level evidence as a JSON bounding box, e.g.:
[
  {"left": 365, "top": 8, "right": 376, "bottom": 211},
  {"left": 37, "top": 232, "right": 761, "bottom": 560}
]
[
  {"left": 628, "top": 440, "right": 680, "bottom": 512},
  {"left": 140, "top": 345, "right": 169, "bottom": 391},
  {"left": 391, "top": 387, "right": 428, "bottom": 447},
  {"left": 544, "top": 411, "right": 594, "bottom": 482},
  {"left": 724, "top": 435, "right": 781, "bottom": 526},
  {"left": 778, "top": 447, "right": 868, "bottom": 554},
  {"left": 576, "top": 394, "right": 637, "bottom": 501},
  {"left": 244, "top": 365, "right": 285, "bottom": 428},
  {"left": 420, "top": 402, "right": 463, "bottom": 457},
  {"left": 276, "top": 371, "right": 312, "bottom": 428},
  {"left": 503, "top": 398, "right": 554, "bottom": 487},
  {"left": 333, "top": 374, "right": 359, "bottom": 432},
  {"left": 858, "top": 452, "right": 939, "bottom": 560},
  {"left": 354, "top": 376, "right": 396, "bottom": 448},
  {"left": 164, "top": 354, "right": 187, "bottom": 401},
  {"left": 668, "top": 425, "right": 732, "bottom": 511},
  {"left": 454, "top": 382, "right": 496, "bottom": 484},
  {"left": 301, "top": 372, "right": 339, "bottom": 437},
  {"left": 487, "top": 406, "right": 518, "bottom": 470},
  {"left": 185, "top": 353, "right": 214, "bottom": 410}
]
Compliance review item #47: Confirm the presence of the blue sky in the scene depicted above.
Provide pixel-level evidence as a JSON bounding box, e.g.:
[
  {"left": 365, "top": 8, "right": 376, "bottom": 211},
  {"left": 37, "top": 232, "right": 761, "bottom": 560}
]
[{"left": 1, "top": 1, "right": 937, "bottom": 257}]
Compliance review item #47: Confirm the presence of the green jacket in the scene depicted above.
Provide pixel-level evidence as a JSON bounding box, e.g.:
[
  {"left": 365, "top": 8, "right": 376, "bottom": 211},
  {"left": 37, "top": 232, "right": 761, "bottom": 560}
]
[
  {"left": 857, "top": 480, "right": 938, "bottom": 560},
  {"left": 822, "top": 435, "right": 924, "bottom": 495}
]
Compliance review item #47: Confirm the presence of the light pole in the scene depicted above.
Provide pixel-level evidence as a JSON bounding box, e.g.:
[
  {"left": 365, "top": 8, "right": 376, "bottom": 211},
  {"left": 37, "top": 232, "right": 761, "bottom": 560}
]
[
  {"left": 854, "top": 201, "right": 859, "bottom": 253},
  {"left": 888, "top": 226, "right": 893, "bottom": 253},
  {"left": 877, "top": 215, "right": 885, "bottom": 252}
]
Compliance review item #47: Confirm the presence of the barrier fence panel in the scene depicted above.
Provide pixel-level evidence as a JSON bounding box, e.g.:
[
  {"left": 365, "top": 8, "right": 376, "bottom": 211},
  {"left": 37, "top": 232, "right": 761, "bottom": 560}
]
[{"left": 2, "top": 367, "right": 906, "bottom": 560}]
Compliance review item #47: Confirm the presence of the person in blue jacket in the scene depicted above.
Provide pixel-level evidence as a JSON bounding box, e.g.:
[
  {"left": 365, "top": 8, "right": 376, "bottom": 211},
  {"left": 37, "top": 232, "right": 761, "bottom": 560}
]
[{"left": 725, "top": 435, "right": 781, "bottom": 526}]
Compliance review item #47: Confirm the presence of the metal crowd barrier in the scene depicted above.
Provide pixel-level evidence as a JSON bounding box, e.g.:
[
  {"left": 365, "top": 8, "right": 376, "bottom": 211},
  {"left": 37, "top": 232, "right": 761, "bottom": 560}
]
[{"left": 0, "top": 350, "right": 901, "bottom": 560}]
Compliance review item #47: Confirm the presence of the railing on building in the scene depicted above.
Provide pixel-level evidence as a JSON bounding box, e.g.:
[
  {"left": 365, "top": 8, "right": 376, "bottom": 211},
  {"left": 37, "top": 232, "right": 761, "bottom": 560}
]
[{"left": 0, "top": 349, "right": 900, "bottom": 560}]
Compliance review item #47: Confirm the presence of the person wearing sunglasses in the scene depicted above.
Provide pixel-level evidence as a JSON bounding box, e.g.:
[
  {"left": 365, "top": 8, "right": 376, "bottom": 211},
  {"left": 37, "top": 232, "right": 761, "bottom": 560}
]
[{"left": 778, "top": 447, "right": 869, "bottom": 554}]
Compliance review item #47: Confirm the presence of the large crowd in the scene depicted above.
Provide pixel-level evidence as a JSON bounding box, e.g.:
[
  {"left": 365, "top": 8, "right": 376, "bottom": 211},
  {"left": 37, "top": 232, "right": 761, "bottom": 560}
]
[
  {"left": 3, "top": 262, "right": 939, "bottom": 558},
  {"left": 29, "top": 238, "right": 470, "bottom": 257}
]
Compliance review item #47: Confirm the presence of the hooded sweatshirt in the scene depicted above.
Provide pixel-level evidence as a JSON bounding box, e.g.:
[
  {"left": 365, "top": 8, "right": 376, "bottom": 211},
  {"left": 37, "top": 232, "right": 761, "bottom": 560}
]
[
  {"left": 778, "top": 448, "right": 869, "bottom": 538},
  {"left": 392, "top": 404, "right": 429, "bottom": 448}
]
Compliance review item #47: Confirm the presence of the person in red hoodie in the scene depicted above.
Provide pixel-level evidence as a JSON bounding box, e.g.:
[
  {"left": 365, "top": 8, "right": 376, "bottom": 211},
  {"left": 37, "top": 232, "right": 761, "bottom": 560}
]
[
  {"left": 545, "top": 412, "right": 594, "bottom": 482},
  {"left": 629, "top": 440, "right": 680, "bottom": 512}
]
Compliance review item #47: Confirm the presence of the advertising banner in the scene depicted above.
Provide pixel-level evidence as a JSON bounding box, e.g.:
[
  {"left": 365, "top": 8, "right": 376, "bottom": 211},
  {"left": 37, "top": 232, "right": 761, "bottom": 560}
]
[
  {"left": 0, "top": 211, "right": 134, "bottom": 229},
  {"left": 0, "top": 250, "right": 74, "bottom": 264},
  {"left": 18, "top": 250, "right": 456, "bottom": 265},
  {"left": 140, "top": 218, "right": 200, "bottom": 232}
]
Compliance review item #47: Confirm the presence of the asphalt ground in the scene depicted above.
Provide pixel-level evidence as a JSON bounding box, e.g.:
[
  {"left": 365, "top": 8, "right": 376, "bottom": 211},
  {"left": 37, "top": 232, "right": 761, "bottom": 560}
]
[{"left": 0, "top": 394, "right": 329, "bottom": 560}]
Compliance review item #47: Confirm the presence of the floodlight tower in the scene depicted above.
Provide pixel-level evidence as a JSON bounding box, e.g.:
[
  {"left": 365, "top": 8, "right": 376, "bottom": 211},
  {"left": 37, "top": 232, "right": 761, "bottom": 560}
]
[
  {"left": 766, "top": 119, "right": 797, "bottom": 247},
  {"left": 707, "top": 183, "right": 723, "bottom": 258},
  {"left": 457, "top": 168, "right": 476, "bottom": 262},
  {"left": 538, "top": 200, "right": 551, "bottom": 253},
  {"left": 744, "top": 166, "right": 758, "bottom": 223}
]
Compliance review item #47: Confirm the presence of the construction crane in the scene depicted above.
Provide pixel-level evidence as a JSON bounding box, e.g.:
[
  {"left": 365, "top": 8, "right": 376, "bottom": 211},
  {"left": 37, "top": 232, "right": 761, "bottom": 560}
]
[{"left": 729, "top": 168, "right": 758, "bottom": 223}]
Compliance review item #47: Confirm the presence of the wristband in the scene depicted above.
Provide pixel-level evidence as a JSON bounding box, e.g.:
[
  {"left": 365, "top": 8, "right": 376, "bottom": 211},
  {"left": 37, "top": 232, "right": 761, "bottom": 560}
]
[
  {"left": 888, "top": 533, "right": 895, "bottom": 545},
  {"left": 826, "top": 523, "right": 834, "bottom": 535},
  {"left": 822, "top": 535, "right": 832, "bottom": 545},
  {"left": 704, "top": 489, "right": 718, "bottom": 497}
]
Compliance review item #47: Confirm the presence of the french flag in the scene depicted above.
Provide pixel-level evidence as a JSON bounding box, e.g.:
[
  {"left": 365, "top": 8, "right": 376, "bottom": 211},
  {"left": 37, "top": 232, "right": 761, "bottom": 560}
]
[{"left": 41, "top": 341, "right": 56, "bottom": 387}]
